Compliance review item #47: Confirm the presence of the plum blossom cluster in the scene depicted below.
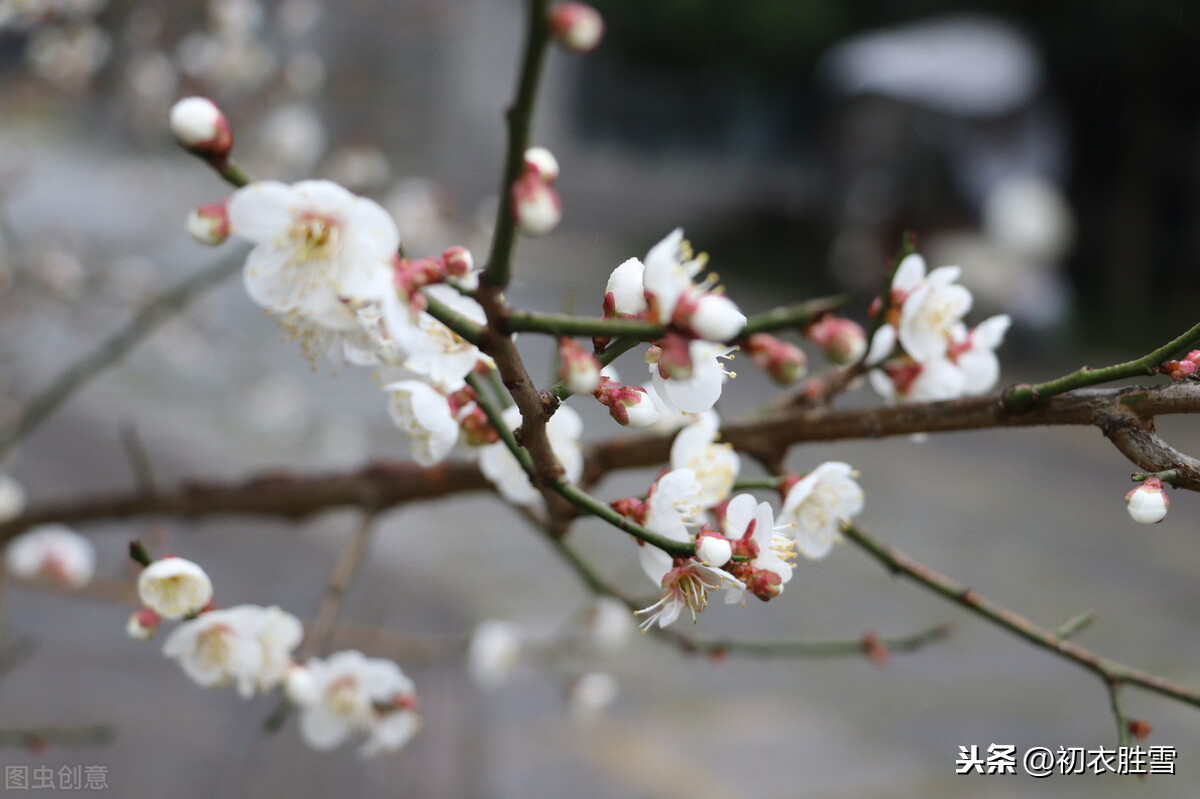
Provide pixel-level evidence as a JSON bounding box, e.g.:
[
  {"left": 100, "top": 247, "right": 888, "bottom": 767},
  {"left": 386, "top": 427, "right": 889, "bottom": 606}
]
[
  {"left": 597, "top": 229, "right": 748, "bottom": 421},
  {"left": 866, "top": 253, "right": 1011, "bottom": 402},
  {"left": 129, "top": 550, "right": 419, "bottom": 757},
  {"left": 612, "top": 416, "right": 864, "bottom": 629}
]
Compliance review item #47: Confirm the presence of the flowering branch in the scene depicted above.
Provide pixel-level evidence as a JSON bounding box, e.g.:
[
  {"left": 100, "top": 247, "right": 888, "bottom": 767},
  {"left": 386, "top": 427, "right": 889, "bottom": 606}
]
[
  {"left": 1004, "top": 318, "right": 1200, "bottom": 411},
  {"left": 841, "top": 523, "right": 1200, "bottom": 738},
  {"left": 481, "top": 0, "right": 553, "bottom": 290}
]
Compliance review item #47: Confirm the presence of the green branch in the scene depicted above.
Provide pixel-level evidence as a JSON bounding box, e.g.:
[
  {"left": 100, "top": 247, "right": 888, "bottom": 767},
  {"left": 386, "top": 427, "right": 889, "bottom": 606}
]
[
  {"left": 553, "top": 480, "right": 694, "bottom": 558},
  {"left": 481, "top": 0, "right": 553, "bottom": 290},
  {"left": 421, "top": 290, "right": 483, "bottom": 345},
  {"left": 1005, "top": 319, "right": 1200, "bottom": 411}
]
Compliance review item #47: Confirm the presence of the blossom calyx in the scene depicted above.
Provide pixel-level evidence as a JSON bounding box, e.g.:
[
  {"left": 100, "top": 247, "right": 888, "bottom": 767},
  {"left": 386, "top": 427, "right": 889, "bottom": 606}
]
[
  {"left": 169, "top": 96, "right": 233, "bottom": 158},
  {"left": 594, "top": 376, "right": 659, "bottom": 427},
  {"left": 1126, "top": 477, "right": 1169, "bottom": 524}
]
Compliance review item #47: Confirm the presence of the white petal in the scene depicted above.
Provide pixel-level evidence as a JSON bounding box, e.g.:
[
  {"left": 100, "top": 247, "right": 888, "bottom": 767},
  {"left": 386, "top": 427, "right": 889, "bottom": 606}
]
[{"left": 227, "top": 181, "right": 295, "bottom": 241}]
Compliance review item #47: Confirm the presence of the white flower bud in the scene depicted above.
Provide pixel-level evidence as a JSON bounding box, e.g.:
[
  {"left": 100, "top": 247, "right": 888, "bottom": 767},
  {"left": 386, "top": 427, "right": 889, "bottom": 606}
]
[
  {"left": 568, "top": 671, "right": 617, "bottom": 723},
  {"left": 186, "top": 202, "right": 230, "bottom": 246},
  {"left": 549, "top": 3, "right": 605, "bottom": 54},
  {"left": 523, "top": 146, "right": 559, "bottom": 183},
  {"left": 1126, "top": 478, "right": 1169, "bottom": 524},
  {"left": 687, "top": 293, "right": 746, "bottom": 342},
  {"left": 511, "top": 172, "right": 562, "bottom": 237},
  {"left": 695, "top": 535, "right": 732, "bottom": 567},
  {"left": 137, "top": 557, "right": 213, "bottom": 619},
  {"left": 169, "top": 96, "right": 232, "bottom": 156},
  {"left": 284, "top": 663, "right": 319, "bottom": 706}
]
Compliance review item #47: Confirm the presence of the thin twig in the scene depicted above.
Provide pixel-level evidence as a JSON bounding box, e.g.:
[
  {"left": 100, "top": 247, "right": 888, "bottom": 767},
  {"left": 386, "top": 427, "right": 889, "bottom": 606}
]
[{"left": 303, "top": 511, "right": 379, "bottom": 658}]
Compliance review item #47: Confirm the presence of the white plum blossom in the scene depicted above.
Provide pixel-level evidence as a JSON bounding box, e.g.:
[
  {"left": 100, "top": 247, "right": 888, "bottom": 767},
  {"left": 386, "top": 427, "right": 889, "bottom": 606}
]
[
  {"left": 5, "top": 524, "right": 95, "bottom": 589},
  {"left": 893, "top": 254, "right": 974, "bottom": 362},
  {"left": 639, "top": 381, "right": 690, "bottom": 434},
  {"left": 779, "top": 463, "right": 864, "bottom": 560},
  {"left": 648, "top": 340, "right": 735, "bottom": 414},
  {"left": 292, "top": 650, "right": 420, "bottom": 757},
  {"left": 227, "top": 180, "right": 400, "bottom": 331},
  {"left": 669, "top": 411, "right": 739, "bottom": 508},
  {"left": 385, "top": 380, "right": 459, "bottom": 466},
  {"left": 685, "top": 293, "right": 746, "bottom": 342},
  {"left": 1126, "top": 477, "right": 1169, "bottom": 525},
  {"left": 868, "top": 356, "right": 965, "bottom": 403},
  {"left": 162, "top": 604, "right": 304, "bottom": 698},
  {"left": 721, "top": 493, "right": 795, "bottom": 603},
  {"left": 634, "top": 557, "right": 743, "bottom": 630},
  {"left": 138, "top": 557, "right": 214, "bottom": 619},
  {"left": 478, "top": 405, "right": 583, "bottom": 506},
  {"left": 949, "top": 314, "right": 1011, "bottom": 395},
  {"left": 396, "top": 284, "right": 489, "bottom": 391},
  {"left": 641, "top": 228, "right": 705, "bottom": 323},
  {"left": 467, "top": 620, "right": 522, "bottom": 690}
]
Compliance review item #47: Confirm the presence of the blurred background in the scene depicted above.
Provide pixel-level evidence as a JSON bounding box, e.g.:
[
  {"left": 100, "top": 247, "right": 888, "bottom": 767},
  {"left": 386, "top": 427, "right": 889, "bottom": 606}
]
[{"left": 0, "top": 0, "right": 1198, "bottom": 796}]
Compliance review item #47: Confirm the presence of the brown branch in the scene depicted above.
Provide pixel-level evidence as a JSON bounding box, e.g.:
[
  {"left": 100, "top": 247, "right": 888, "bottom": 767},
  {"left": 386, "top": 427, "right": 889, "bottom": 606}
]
[{"left": 4, "top": 382, "right": 1200, "bottom": 542}]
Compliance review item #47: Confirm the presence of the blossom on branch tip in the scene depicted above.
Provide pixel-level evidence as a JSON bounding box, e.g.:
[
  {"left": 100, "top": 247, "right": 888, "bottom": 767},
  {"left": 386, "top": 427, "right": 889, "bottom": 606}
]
[
  {"left": 779, "top": 463, "right": 864, "bottom": 560},
  {"left": 549, "top": 3, "right": 604, "bottom": 54},
  {"left": 291, "top": 650, "right": 420, "bottom": 757},
  {"left": 5, "top": 524, "right": 95, "bottom": 589},
  {"left": 169, "top": 96, "right": 232, "bottom": 157},
  {"left": 1126, "top": 477, "right": 1169, "bottom": 524},
  {"left": 895, "top": 255, "right": 973, "bottom": 363},
  {"left": 137, "top": 556, "right": 213, "bottom": 619},
  {"left": 721, "top": 493, "right": 794, "bottom": 603},
  {"left": 186, "top": 201, "right": 230, "bottom": 246}
]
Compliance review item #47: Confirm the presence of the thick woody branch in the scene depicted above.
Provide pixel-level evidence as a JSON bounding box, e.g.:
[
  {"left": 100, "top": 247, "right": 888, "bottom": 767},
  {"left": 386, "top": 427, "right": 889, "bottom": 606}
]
[{"left": 5, "top": 382, "right": 1200, "bottom": 542}]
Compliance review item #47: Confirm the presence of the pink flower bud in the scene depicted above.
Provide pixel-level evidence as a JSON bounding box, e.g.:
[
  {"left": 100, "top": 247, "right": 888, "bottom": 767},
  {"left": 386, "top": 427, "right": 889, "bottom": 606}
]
[
  {"left": 594, "top": 376, "right": 660, "bottom": 427},
  {"left": 511, "top": 171, "right": 562, "bottom": 236},
  {"left": 169, "top": 96, "right": 233, "bottom": 158},
  {"left": 558, "top": 337, "right": 601, "bottom": 395},
  {"left": 523, "top": 147, "right": 559, "bottom": 183},
  {"left": 126, "top": 609, "right": 160, "bottom": 641},
  {"left": 441, "top": 246, "right": 474, "bottom": 278},
  {"left": 1159, "top": 350, "right": 1200, "bottom": 380},
  {"left": 549, "top": 3, "right": 604, "bottom": 53},
  {"left": 745, "top": 333, "right": 807, "bottom": 385},
  {"left": 1126, "top": 477, "right": 1169, "bottom": 524},
  {"left": 186, "top": 201, "right": 230, "bottom": 246},
  {"left": 806, "top": 316, "right": 867, "bottom": 365}
]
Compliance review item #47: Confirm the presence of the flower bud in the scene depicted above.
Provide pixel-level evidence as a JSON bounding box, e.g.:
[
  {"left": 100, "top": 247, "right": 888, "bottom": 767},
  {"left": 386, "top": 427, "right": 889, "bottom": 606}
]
[
  {"left": 511, "top": 171, "right": 562, "bottom": 236},
  {"left": 284, "top": 663, "right": 319, "bottom": 706},
  {"left": 684, "top": 292, "right": 745, "bottom": 342},
  {"left": 806, "top": 316, "right": 867, "bottom": 365},
  {"left": 695, "top": 532, "right": 732, "bottom": 567},
  {"left": 441, "top": 245, "right": 474, "bottom": 278},
  {"left": 1126, "top": 477, "right": 1169, "bottom": 524},
  {"left": 549, "top": 3, "right": 605, "bottom": 54},
  {"left": 137, "top": 556, "right": 214, "bottom": 619},
  {"left": 186, "top": 201, "right": 230, "bottom": 246},
  {"left": 126, "top": 609, "right": 160, "bottom": 641},
  {"left": 594, "top": 376, "right": 660, "bottom": 428},
  {"left": 169, "top": 96, "right": 232, "bottom": 158},
  {"left": 745, "top": 333, "right": 807, "bottom": 385},
  {"left": 523, "top": 146, "right": 559, "bottom": 183},
  {"left": 558, "top": 337, "right": 601, "bottom": 395},
  {"left": 1159, "top": 350, "right": 1200, "bottom": 380}
]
